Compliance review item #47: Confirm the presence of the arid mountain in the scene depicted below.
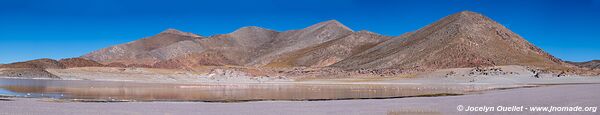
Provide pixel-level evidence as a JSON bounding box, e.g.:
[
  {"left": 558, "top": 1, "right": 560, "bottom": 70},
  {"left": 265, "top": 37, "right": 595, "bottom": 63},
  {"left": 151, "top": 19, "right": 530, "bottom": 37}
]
[
  {"left": 0, "top": 58, "right": 66, "bottom": 69},
  {"left": 3, "top": 10, "right": 596, "bottom": 81},
  {"left": 246, "top": 20, "right": 354, "bottom": 66},
  {"left": 58, "top": 58, "right": 105, "bottom": 68},
  {"left": 52, "top": 11, "right": 570, "bottom": 71},
  {"left": 129, "top": 26, "right": 281, "bottom": 68},
  {"left": 332, "top": 11, "right": 564, "bottom": 70},
  {"left": 568, "top": 60, "right": 600, "bottom": 70},
  {"left": 82, "top": 29, "right": 204, "bottom": 65},
  {"left": 0, "top": 58, "right": 103, "bottom": 79},
  {"left": 83, "top": 20, "right": 354, "bottom": 69},
  {"left": 265, "top": 30, "right": 391, "bottom": 67},
  {"left": 196, "top": 26, "right": 279, "bottom": 65},
  {"left": 0, "top": 58, "right": 103, "bottom": 69}
]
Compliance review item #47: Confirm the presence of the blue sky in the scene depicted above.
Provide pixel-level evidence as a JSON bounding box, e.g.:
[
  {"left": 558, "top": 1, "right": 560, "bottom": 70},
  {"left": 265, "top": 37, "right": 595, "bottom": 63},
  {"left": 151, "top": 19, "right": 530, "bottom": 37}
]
[{"left": 0, "top": 0, "right": 599, "bottom": 63}]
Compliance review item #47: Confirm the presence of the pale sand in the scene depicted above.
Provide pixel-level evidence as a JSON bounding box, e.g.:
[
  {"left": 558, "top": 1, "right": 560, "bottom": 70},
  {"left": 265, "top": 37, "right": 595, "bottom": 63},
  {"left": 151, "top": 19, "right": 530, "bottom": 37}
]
[
  {"left": 1, "top": 84, "right": 599, "bottom": 115},
  {"left": 38, "top": 65, "right": 600, "bottom": 85}
]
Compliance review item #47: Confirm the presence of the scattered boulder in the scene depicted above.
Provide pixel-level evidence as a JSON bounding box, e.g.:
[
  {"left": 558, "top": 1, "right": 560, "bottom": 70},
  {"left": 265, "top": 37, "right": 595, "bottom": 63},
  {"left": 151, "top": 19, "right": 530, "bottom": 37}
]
[
  {"left": 126, "top": 64, "right": 153, "bottom": 68},
  {"left": 467, "top": 67, "right": 511, "bottom": 76},
  {"left": 202, "top": 69, "right": 290, "bottom": 82}
]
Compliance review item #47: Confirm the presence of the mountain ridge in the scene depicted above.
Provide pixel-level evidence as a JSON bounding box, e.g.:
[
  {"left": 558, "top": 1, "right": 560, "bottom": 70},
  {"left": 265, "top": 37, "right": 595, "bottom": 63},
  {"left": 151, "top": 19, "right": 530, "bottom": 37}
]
[
  {"left": 67, "top": 11, "right": 574, "bottom": 70},
  {"left": 568, "top": 60, "right": 600, "bottom": 70},
  {"left": 331, "top": 11, "right": 565, "bottom": 70}
]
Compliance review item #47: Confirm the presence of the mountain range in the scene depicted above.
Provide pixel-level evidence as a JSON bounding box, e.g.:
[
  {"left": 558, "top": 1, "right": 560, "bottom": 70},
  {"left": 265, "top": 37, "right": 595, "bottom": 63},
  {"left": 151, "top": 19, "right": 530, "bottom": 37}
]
[
  {"left": 4, "top": 11, "right": 589, "bottom": 73},
  {"left": 568, "top": 60, "right": 600, "bottom": 70},
  {"left": 80, "top": 11, "right": 568, "bottom": 70}
]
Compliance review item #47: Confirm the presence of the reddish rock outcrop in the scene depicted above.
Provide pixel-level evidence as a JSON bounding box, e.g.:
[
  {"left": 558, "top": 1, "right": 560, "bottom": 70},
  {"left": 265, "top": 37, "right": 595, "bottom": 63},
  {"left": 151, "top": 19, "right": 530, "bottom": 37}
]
[{"left": 58, "top": 58, "right": 104, "bottom": 68}]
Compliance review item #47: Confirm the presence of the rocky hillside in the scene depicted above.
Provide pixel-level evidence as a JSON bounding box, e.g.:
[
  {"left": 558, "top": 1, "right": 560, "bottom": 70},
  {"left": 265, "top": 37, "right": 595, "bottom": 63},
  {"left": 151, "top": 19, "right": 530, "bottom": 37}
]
[
  {"left": 0, "top": 58, "right": 66, "bottom": 69},
  {"left": 0, "top": 58, "right": 105, "bottom": 79},
  {"left": 265, "top": 30, "right": 391, "bottom": 67},
  {"left": 5, "top": 11, "right": 574, "bottom": 72},
  {"left": 332, "top": 11, "right": 565, "bottom": 70},
  {"left": 245, "top": 20, "right": 354, "bottom": 66},
  {"left": 568, "top": 60, "right": 600, "bottom": 70},
  {"left": 58, "top": 58, "right": 105, "bottom": 68},
  {"left": 82, "top": 20, "right": 354, "bottom": 68},
  {"left": 82, "top": 29, "right": 204, "bottom": 66},
  {"left": 0, "top": 58, "right": 63, "bottom": 78}
]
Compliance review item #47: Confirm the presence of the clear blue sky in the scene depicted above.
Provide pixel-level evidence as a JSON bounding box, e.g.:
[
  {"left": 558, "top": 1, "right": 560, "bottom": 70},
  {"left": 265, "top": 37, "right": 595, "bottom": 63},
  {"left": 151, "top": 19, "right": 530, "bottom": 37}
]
[{"left": 1, "top": 0, "right": 599, "bottom": 64}]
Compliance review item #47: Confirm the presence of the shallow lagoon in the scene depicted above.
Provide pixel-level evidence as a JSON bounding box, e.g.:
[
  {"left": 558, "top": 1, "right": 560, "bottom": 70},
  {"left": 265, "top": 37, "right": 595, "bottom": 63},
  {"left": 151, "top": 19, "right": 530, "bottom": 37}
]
[{"left": 0, "top": 78, "right": 502, "bottom": 102}]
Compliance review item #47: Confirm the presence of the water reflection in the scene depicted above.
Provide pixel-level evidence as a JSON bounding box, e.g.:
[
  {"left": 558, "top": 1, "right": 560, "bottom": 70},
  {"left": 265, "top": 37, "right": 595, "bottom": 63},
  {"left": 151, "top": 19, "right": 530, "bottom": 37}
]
[{"left": 0, "top": 78, "right": 493, "bottom": 102}]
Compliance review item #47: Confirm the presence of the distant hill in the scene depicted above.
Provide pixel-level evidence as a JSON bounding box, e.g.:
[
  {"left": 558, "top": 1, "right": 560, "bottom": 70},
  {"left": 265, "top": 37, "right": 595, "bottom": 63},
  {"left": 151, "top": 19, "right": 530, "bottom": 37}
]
[
  {"left": 82, "top": 20, "right": 354, "bottom": 68},
  {"left": 0, "top": 58, "right": 103, "bottom": 79},
  {"left": 568, "top": 60, "right": 600, "bottom": 70},
  {"left": 82, "top": 29, "right": 204, "bottom": 66}
]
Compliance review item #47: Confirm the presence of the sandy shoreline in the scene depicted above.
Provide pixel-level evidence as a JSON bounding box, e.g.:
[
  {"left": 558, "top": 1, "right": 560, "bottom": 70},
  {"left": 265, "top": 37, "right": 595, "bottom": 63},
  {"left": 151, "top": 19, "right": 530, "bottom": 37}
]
[
  {"left": 2, "top": 65, "right": 600, "bottom": 115},
  {"left": 48, "top": 65, "right": 600, "bottom": 84},
  {"left": 0, "top": 84, "right": 598, "bottom": 115}
]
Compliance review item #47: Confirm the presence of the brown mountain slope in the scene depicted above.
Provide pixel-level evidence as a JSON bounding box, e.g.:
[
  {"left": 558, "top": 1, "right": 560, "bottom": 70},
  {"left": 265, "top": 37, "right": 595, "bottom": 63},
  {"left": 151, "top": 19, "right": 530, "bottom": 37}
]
[
  {"left": 152, "top": 26, "right": 280, "bottom": 68},
  {"left": 82, "top": 29, "right": 204, "bottom": 65},
  {"left": 153, "top": 51, "right": 237, "bottom": 69},
  {"left": 0, "top": 58, "right": 103, "bottom": 69},
  {"left": 153, "top": 21, "right": 353, "bottom": 68},
  {"left": 265, "top": 30, "right": 391, "bottom": 67},
  {"left": 331, "top": 11, "right": 564, "bottom": 70},
  {"left": 199, "top": 26, "right": 279, "bottom": 65},
  {"left": 246, "top": 20, "right": 354, "bottom": 66},
  {"left": 77, "top": 11, "right": 569, "bottom": 70},
  {"left": 58, "top": 58, "right": 105, "bottom": 68},
  {"left": 0, "top": 58, "right": 103, "bottom": 79},
  {"left": 83, "top": 20, "right": 353, "bottom": 68},
  {"left": 568, "top": 60, "right": 600, "bottom": 70},
  {"left": 0, "top": 58, "right": 65, "bottom": 69}
]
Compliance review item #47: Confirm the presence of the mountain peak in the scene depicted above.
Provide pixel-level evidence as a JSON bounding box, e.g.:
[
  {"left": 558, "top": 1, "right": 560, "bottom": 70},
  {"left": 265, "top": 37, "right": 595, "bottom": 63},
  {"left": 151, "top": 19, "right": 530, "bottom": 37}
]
[
  {"left": 457, "top": 10, "right": 479, "bottom": 15},
  {"left": 159, "top": 28, "right": 202, "bottom": 37},
  {"left": 356, "top": 30, "right": 381, "bottom": 35},
  {"left": 305, "top": 20, "right": 353, "bottom": 32},
  {"left": 332, "top": 10, "right": 565, "bottom": 70},
  {"left": 81, "top": 11, "right": 568, "bottom": 71},
  {"left": 232, "top": 26, "right": 275, "bottom": 33},
  {"left": 239, "top": 26, "right": 264, "bottom": 30},
  {"left": 322, "top": 19, "right": 342, "bottom": 24},
  {"left": 225, "top": 26, "right": 278, "bottom": 39},
  {"left": 450, "top": 10, "right": 489, "bottom": 21},
  {"left": 417, "top": 10, "right": 496, "bottom": 32},
  {"left": 160, "top": 28, "right": 183, "bottom": 34}
]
